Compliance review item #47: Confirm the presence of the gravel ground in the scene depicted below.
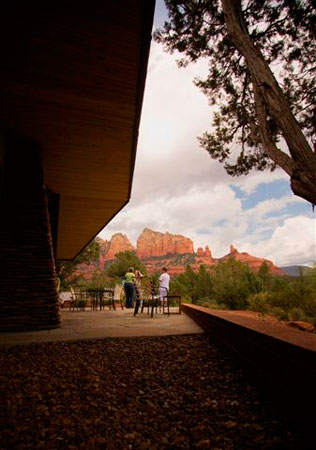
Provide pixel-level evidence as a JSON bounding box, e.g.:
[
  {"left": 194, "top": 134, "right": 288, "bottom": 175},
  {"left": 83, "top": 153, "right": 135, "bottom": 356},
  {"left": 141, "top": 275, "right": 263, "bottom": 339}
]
[{"left": 0, "top": 334, "right": 306, "bottom": 450}]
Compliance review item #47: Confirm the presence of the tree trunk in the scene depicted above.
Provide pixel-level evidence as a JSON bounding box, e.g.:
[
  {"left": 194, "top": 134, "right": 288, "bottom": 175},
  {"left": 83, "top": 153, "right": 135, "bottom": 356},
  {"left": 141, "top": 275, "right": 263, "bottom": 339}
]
[{"left": 221, "top": 0, "right": 316, "bottom": 205}]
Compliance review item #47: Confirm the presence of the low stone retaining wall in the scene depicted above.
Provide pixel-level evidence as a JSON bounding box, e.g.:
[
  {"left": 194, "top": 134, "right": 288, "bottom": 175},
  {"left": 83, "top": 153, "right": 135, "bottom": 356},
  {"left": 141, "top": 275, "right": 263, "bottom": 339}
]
[{"left": 182, "top": 303, "right": 316, "bottom": 430}]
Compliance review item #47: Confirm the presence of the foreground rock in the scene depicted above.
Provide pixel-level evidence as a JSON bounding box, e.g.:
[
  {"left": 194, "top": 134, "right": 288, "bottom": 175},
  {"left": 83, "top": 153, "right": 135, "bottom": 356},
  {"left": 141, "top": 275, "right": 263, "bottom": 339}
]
[
  {"left": 0, "top": 335, "right": 302, "bottom": 449},
  {"left": 288, "top": 320, "right": 316, "bottom": 333}
]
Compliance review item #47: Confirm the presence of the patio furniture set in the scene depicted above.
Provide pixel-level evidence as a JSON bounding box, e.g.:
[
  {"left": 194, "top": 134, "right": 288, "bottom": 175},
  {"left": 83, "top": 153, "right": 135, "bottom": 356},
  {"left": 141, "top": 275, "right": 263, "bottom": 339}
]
[{"left": 62, "top": 277, "right": 181, "bottom": 316}]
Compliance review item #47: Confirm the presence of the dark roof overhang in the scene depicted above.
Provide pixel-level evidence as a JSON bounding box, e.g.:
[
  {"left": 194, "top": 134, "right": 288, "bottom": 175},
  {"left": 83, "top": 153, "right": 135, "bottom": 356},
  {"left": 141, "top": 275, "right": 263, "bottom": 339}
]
[{"left": 0, "top": 0, "right": 155, "bottom": 259}]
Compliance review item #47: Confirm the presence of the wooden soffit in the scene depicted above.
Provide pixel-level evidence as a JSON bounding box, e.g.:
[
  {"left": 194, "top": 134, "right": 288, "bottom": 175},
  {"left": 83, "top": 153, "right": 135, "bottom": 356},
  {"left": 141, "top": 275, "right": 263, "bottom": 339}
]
[{"left": 0, "top": 0, "right": 155, "bottom": 259}]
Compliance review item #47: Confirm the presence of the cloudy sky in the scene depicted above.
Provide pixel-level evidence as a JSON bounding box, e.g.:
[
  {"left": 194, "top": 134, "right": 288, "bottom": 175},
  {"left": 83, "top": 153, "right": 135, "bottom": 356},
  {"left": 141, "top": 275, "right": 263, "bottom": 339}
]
[{"left": 98, "top": 0, "right": 315, "bottom": 268}]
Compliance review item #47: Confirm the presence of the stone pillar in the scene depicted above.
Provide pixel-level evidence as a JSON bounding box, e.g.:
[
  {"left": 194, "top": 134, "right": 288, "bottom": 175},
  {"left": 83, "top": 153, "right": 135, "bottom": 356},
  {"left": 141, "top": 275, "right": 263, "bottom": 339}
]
[{"left": 0, "top": 138, "right": 60, "bottom": 331}]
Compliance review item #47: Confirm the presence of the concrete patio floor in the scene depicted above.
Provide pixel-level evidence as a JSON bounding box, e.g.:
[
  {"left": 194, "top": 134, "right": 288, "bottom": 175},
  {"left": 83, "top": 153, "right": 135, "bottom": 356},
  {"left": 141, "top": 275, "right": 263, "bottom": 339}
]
[{"left": 0, "top": 308, "right": 204, "bottom": 347}]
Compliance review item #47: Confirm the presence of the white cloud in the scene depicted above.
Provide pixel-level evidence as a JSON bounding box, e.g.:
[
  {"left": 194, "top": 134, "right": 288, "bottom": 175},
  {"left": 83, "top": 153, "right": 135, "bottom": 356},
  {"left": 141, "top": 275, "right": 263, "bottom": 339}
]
[
  {"left": 98, "top": 40, "right": 315, "bottom": 267},
  {"left": 241, "top": 216, "right": 316, "bottom": 266},
  {"left": 244, "top": 195, "right": 302, "bottom": 223},
  {"left": 100, "top": 184, "right": 244, "bottom": 253},
  {"left": 131, "top": 42, "right": 231, "bottom": 203},
  {"left": 231, "top": 169, "right": 289, "bottom": 195}
]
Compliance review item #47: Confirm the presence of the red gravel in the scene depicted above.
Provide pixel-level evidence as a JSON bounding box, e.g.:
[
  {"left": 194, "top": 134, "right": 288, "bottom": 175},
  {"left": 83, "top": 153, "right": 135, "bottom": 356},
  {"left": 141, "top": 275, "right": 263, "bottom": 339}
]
[{"left": 0, "top": 334, "right": 304, "bottom": 449}]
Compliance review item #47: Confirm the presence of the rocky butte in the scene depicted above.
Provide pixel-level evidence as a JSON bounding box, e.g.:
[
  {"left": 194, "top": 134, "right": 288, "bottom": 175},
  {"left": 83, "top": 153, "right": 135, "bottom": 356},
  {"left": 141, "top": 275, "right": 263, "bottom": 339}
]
[
  {"left": 99, "top": 233, "right": 135, "bottom": 269},
  {"left": 96, "top": 228, "right": 283, "bottom": 276},
  {"left": 136, "top": 228, "right": 194, "bottom": 259},
  {"left": 221, "top": 245, "right": 284, "bottom": 276}
]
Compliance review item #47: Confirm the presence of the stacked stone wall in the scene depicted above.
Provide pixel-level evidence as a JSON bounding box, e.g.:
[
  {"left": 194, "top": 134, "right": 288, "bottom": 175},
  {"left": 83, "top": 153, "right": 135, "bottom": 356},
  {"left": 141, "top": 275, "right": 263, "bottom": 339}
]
[{"left": 0, "top": 139, "right": 60, "bottom": 331}]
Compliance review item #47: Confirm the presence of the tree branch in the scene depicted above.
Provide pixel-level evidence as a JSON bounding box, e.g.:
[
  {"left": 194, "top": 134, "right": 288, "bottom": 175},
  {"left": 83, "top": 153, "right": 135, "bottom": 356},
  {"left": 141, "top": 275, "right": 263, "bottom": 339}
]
[
  {"left": 221, "top": 0, "right": 316, "bottom": 188},
  {"left": 253, "top": 80, "right": 294, "bottom": 176}
]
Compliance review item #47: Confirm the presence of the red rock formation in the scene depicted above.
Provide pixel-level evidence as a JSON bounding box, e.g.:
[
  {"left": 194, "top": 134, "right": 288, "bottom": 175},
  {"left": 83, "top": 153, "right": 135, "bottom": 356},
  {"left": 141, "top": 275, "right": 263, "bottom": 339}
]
[
  {"left": 196, "top": 247, "right": 204, "bottom": 257},
  {"left": 196, "top": 245, "right": 213, "bottom": 259},
  {"left": 204, "top": 246, "right": 212, "bottom": 258},
  {"left": 97, "top": 240, "right": 109, "bottom": 269},
  {"left": 99, "top": 233, "right": 135, "bottom": 267},
  {"left": 136, "top": 228, "right": 194, "bottom": 259},
  {"left": 221, "top": 245, "right": 284, "bottom": 275},
  {"left": 230, "top": 244, "right": 238, "bottom": 254},
  {"left": 78, "top": 230, "right": 284, "bottom": 279},
  {"left": 144, "top": 261, "right": 185, "bottom": 276},
  {"left": 195, "top": 246, "right": 214, "bottom": 269}
]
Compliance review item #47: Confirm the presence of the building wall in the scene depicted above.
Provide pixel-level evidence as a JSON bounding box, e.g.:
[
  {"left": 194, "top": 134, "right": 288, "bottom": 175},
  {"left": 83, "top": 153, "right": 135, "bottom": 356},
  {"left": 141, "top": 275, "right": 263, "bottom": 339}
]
[{"left": 0, "top": 138, "right": 60, "bottom": 331}]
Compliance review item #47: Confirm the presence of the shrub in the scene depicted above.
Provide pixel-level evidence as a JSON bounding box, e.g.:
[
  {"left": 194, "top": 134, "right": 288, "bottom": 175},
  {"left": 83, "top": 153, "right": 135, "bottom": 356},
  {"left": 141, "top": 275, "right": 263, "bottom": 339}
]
[
  {"left": 200, "top": 301, "right": 212, "bottom": 309},
  {"left": 212, "top": 259, "right": 260, "bottom": 310},
  {"left": 288, "top": 307, "right": 305, "bottom": 321},
  {"left": 198, "top": 299, "right": 221, "bottom": 309},
  {"left": 248, "top": 292, "right": 269, "bottom": 316},
  {"left": 267, "top": 289, "right": 297, "bottom": 310},
  {"left": 303, "top": 295, "right": 316, "bottom": 318},
  {"left": 270, "top": 307, "right": 288, "bottom": 321},
  {"left": 181, "top": 296, "right": 192, "bottom": 304}
]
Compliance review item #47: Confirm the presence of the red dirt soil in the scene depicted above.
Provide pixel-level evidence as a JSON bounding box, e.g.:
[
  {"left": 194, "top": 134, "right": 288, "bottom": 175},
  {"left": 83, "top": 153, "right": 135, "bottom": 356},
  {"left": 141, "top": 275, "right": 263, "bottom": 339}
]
[{"left": 207, "top": 309, "right": 316, "bottom": 352}]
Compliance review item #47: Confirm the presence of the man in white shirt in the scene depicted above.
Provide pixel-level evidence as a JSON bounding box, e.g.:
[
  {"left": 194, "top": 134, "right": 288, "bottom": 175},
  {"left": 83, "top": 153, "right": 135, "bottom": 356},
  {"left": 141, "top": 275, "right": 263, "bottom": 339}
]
[{"left": 159, "top": 267, "right": 170, "bottom": 304}]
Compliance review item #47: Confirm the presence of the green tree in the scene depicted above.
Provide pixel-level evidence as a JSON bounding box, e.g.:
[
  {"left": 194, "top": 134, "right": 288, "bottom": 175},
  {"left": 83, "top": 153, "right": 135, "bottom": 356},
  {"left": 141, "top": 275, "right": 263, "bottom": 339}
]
[
  {"left": 212, "top": 258, "right": 260, "bottom": 309},
  {"left": 57, "top": 238, "right": 101, "bottom": 290},
  {"left": 195, "top": 264, "right": 214, "bottom": 303},
  {"left": 85, "top": 269, "right": 113, "bottom": 290},
  {"left": 305, "top": 263, "right": 316, "bottom": 285},
  {"left": 105, "top": 251, "right": 146, "bottom": 280},
  {"left": 171, "top": 265, "right": 197, "bottom": 302},
  {"left": 304, "top": 264, "right": 316, "bottom": 319},
  {"left": 257, "top": 261, "right": 273, "bottom": 291},
  {"left": 170, "top": 264, "right": 213, "bottom": 304},
  {"left": 266, "top": 269, "right": 316, "bottom": 319},
  {"left": 155, "top": 0, "right": 316, "bottom": 204}
]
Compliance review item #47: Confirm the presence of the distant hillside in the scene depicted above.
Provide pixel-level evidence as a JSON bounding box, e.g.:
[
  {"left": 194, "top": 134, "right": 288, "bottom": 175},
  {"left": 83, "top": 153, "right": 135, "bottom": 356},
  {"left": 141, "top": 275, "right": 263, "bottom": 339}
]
[{"left": 280, "top": 265, "right": 313, "bottom": 277}]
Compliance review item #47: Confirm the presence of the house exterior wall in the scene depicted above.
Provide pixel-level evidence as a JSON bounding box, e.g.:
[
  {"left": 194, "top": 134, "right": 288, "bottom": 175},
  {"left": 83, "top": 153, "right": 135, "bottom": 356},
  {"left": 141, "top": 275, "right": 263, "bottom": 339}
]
[{"left": 0, "top": 139, "right": 60, "bottom": 331}]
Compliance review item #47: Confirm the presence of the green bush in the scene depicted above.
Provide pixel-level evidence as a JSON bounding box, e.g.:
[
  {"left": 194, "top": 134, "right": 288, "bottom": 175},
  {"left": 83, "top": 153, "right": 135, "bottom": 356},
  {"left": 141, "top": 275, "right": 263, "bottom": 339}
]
[
  {"left": 212, "top": 259, "right": 260, "bottom": 310},
  {"left": 267, "top": 289, "right": 296, "bottom": 310},
  {"left": 181, "top": 296, "right": 192, "bottom": 304},
  {"left": 270, "top": 307, "right": 288, "bottom": 321},
  {"left": 200, "top": 301, "right": 212, "bottom": 309},
  {"left": 169, "top": 261, "right": 316, "bottom": 318},
  {"left": 207, "top": 299, "right": 223, "bottom": 309},
  {"left": 303, "top": 295, "right": 316, "bottom": 318},
  {"left": 248, "top": 292, "right": 269, "bottom": 315},
  {"left": 288, "top": 307, "right": 305, "bottom": 321},
  {"left": 308, "top": 316, "right": 316, "bottom": 326},
  {"left": 170, "top": 264, "right": 213, "bottom": 305},
  {"left": 198, "top": 299, "right": 221, "bottom": 309}
]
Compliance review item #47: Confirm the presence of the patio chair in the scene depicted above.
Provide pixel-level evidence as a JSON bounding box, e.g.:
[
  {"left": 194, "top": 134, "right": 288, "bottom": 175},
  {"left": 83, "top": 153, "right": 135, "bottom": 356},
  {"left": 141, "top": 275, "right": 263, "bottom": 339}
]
[
  {"left": 98, "top": 288, "right": 114, "bottom": 310},
  {"left": 162, "top": 295, "right": 182, "bottom": 315},
  {"left": 113, "top": 284, "right": 124, "bottom": 310},
  {"left": 134, "top": 276, "right": 159, "bottom": 317},
  {"left": 69, "top": 286, "right": 87, "bottom": 311}
]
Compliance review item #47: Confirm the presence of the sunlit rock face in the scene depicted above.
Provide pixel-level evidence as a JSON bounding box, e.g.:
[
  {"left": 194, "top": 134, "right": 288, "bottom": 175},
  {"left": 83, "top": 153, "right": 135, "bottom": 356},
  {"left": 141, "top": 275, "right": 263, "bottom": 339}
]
[
  {"left": 99, "top": 233, "right": 135, "bottom": 268},
  {"left": 136, "top": 228, "right": 194, "bottom": 259},
  {"left": 196, "top": 247, "right": 204, "bottom": 257},
  {"left": 196, "top": 245, "right": 213, "bottom": 259},
  {"left": 220, "top": 245, "right": 284, "bottom": 275},
  {"left": 94, "top": 230, "right": 284, "bottom": 277}
]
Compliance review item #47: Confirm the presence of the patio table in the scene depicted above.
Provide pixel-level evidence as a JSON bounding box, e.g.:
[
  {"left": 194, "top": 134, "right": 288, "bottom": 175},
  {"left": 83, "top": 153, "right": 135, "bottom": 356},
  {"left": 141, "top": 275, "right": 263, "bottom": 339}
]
[{"left": 86, "top": 288, "right": 115, "bottom": 310}]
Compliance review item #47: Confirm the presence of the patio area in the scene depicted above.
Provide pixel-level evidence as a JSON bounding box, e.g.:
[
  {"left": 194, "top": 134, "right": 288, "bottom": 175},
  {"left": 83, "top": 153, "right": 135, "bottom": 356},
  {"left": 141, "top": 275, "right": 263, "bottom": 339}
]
[
  {"left": 0, "top": 307, "right": 203, "bottom": 347},
  {"left": 0, "top": 307, "right": 309, "bottom": 448}
]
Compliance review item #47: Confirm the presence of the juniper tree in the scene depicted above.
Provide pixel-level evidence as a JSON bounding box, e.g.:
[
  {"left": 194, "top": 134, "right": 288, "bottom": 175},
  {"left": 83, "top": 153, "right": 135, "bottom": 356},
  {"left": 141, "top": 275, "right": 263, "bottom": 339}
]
[
  {"left": 56, "top": 238, "right": 101, "bottom": 288},
  {"left": 105, "top": 251, "right": 146, "bottom": 279},
  {"left": 155, "top": 0, "right": 316, "bottom": 204}
]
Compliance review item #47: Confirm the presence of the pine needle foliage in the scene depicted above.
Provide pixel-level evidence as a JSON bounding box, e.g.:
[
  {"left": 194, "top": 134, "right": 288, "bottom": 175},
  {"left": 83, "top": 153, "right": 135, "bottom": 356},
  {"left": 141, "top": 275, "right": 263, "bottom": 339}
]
[{"left": 155, "top": 0, "right": 316, "bottom": 204}]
